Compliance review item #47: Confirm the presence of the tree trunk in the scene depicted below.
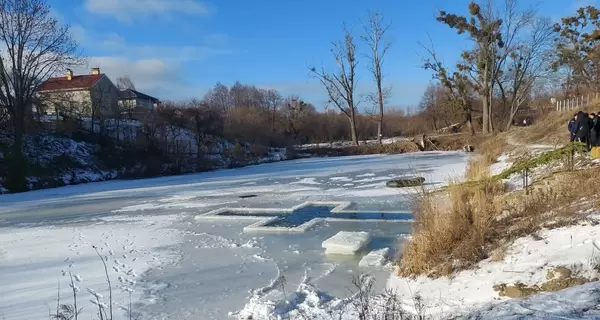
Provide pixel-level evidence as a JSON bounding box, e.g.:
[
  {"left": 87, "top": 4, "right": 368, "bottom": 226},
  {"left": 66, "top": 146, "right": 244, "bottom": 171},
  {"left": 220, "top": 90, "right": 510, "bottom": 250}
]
[
  {"left": 349, "top": 113, "right": 358, "bottom": 146},
  {"left": 505, "top": 112, "right": 516, "bottom": 132},
  {"left": 196, "top": 142, "right": 203, "bottom": 172},
  {"left": 482, "top": 97, "right": 490, "bottom": 134},
  {"left": 12, "top": 119, "right": 24, "bottom": 156},
  {"left": 10, "top": 102, "right": 25, "bottom": 155},
  {"left": 488, "top": 95, "right": 494, "bottom": 133},
  {"left": 377, "top": 120, "right": 382, "bottom": 144},
  {"left": 466, "top": 112, "right": 475, "bottom": 136},
  {"left": 377, "top": 89, "right": 384, "bottom": 144}
]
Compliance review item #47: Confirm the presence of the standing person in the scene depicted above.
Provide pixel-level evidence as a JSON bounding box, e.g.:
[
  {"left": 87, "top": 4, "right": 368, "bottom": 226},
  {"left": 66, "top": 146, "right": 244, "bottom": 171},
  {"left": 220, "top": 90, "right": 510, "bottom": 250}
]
[
  {"left": 592, "top": 113, "right": 600, "bottom": 159},
  {"left": 568, "top": 113, "right": 577, "bottom": 142},
  {"left": 589, "top": 113, "right": 599, "bottom": 146},
  {"left": 574, "top": 111, "right": 590, "bottom": 150}
]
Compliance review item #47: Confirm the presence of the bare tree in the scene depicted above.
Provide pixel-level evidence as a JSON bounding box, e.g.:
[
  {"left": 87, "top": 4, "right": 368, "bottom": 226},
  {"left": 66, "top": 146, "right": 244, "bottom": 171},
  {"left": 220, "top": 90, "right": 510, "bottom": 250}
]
[
  {"left": 281, "top": 96, "right": 315, "bottom": 142},
  {"left": 115, "top": 75, "right": 135, "bottom": 91},
  {"left": 263, "top": 89, "right": 282, "bottom": 132},
  {"left": 310, "top": 25, "right": 359, "bottom": 145},
  {"left": 498, "top": 16, "right": 554, "bottom": 130},
  {"left": 420, "top": 83, "right": 460, "bottom": 131},
  {"left": 436, "top": 1, "right": 504, "bottom": 134},
  {"left": 202, "top": 82, "right": 231, "bottom": 114},
  {"left": 361, "top": 10, "right": 392, "bottom": 144},
  {"left": 0, "top": 0, "right": 82, "bottom": 158},
  {"left": 422, "top": 40, "right": 476, "bottom": 135},
  {"left": 184, "top": 100, "right": 224, "bottom": 171}
]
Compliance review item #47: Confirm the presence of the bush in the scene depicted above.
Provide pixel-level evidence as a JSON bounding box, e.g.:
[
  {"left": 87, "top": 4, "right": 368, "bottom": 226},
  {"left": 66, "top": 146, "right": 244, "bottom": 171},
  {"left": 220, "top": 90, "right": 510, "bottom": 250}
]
[{"left": 1, "top": 151, "right": 29, "bottom": 193}]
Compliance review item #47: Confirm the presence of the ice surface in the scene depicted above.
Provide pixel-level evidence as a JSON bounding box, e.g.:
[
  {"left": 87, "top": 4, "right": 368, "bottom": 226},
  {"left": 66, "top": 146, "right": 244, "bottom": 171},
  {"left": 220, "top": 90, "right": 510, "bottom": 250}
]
[
  {"left": 322, "top": 231, "right": 371, "bottom": 254},
  {"left": 0, "top": 214, "right": 183, "bottom": 320},
  {"left": 358, "top": 248, "right": 390, "bottom": 267},
  {"left": 0, "top": 151, "right": 470, "bottom": 319}
]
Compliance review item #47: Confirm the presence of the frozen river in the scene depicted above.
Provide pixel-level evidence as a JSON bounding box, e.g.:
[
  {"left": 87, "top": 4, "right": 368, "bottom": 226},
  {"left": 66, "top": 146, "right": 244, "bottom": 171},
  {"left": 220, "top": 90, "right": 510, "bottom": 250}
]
[{"left": 0, "top": 151, "right": 469, "bottom": 319}]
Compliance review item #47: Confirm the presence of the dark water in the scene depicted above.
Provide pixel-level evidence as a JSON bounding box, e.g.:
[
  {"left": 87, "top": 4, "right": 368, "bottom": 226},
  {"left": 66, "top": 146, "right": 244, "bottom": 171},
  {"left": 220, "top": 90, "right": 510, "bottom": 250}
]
[{"left": 216, "top": 205, "right": 413, "bottom": 227}]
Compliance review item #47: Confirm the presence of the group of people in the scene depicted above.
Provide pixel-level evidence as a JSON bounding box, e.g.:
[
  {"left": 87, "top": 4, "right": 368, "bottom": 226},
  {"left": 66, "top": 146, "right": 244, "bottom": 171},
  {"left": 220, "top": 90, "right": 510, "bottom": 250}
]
[{"left": 568, "top": 111, "right": 600, "bottom": 149}]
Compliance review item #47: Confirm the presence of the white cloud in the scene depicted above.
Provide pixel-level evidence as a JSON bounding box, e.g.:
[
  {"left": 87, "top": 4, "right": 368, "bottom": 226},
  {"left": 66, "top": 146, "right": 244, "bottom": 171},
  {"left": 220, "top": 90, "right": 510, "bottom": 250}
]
[
  {"left": 84, "top": 0, "right": 211, "bottom": 23},
  {"left": 72, "top": 25, "right": 231, "bottom": 63},
  {"left": 66, "top": 22, "right": 232, "bottom": 100}
]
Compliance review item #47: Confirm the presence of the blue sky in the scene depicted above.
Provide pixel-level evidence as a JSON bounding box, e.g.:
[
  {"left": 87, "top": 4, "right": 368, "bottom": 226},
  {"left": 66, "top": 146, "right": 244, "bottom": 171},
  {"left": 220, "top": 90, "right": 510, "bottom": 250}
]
[{"left": 48, "top": 0, "right": 590, "bottom": 110}]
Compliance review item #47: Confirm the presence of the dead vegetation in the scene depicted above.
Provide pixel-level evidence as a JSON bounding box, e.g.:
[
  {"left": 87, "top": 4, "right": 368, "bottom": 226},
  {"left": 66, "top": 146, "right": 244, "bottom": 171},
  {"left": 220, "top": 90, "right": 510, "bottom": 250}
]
[
  {"left": 398, "top": 134, "right": 600, "bottom": 278},
  {"left": 464, "top": 136, "right": 507, "bottom": 181}
]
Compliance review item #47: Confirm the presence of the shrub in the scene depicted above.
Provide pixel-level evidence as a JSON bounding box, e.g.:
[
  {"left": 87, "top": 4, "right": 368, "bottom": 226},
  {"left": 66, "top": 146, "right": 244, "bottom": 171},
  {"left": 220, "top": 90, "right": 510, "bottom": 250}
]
[{"left": 1, "top": 151, "right": 29, "bottom": 193}]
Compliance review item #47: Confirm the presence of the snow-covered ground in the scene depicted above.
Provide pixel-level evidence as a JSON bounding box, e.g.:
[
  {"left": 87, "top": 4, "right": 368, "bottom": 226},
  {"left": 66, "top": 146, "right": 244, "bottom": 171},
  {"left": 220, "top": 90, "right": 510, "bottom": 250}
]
[
  {"left": 0, "top": 151, "right": 470, "bottom": 319},
  {"left": 387, "top": 217, "right": 600, "bottom": 318},
  {"left": 296, "top": 137, "right": 409, "bottom": 150}
]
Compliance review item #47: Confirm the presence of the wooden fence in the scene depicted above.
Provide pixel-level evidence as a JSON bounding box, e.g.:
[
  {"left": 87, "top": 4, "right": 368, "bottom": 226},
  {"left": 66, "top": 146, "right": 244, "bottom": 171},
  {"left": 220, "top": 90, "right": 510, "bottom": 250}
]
[{"left": 554, "top": 93, "right": 599, "bottom": 112}]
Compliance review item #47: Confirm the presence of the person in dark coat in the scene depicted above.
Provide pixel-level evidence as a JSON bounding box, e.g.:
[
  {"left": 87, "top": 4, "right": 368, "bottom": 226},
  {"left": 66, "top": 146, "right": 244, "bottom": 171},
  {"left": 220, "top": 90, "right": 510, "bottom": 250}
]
[
  {"left": 574, "top": 111, "right": 591, "bottom": 150},
  {"left": 568, "top": 113, "right": 577, "bottom": 142},
  {"left": 590, "top": 113, "right": 599, "bottom": 147}
]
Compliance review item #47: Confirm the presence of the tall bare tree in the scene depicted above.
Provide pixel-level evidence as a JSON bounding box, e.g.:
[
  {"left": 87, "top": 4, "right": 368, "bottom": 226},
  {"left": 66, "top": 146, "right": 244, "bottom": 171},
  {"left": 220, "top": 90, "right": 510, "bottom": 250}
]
[
  {"left": 115, "top": 75, "right": 136, "bottom": 90},
  {"left": 263, "top": 89, "right": 282, "bottom": 132},
  {"left": 361, "top": 10, "right": 391, "bottom": 144},
  {"left": 498, "top": 17, "right": 554, "bottom": 130},
  {"left": 0, "top": 0, "right": 82, "bottom": 158},
  {"left": 310, "top": 25, "right": 359, "bottom": 145},
  {"left": 436, "top": 1, "right": 504, "bottom": 134}
]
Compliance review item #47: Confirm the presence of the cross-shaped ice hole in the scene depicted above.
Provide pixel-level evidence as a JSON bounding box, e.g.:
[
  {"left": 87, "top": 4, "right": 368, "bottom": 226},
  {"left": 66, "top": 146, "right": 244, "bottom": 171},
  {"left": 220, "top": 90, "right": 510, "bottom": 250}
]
[{"left": 195, "top": 201, "right": 413, "bottom": 233}]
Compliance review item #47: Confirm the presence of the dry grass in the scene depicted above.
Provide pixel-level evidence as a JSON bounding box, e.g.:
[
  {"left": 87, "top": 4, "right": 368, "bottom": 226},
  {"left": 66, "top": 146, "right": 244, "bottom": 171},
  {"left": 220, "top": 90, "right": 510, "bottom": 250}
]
[
  {"left": 399, "top": 178, "right": 504, "bottom": 277},
  {"left": 465, "top": 136, "right": 507, "bottom": 181},
  {"left": 398, "top": 133, "right": 600, "bottom": 278}
]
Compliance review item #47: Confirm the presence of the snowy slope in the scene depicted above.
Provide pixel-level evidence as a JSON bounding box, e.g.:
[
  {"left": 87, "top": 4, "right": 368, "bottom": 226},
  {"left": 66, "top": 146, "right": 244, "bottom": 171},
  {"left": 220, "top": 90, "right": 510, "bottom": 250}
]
[
  {"left": 461, "top": 281, "right": 600, "bottom": 319},
  {"left": 387, "top": 217, "right": 600, "bottom": 317}
]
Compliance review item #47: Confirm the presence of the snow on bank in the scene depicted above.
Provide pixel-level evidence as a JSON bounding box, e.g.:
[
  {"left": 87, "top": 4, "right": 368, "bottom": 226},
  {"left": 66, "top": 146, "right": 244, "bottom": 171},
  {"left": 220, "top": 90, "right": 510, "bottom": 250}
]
[
  {"left": 0, "top": 214, "right": 184, "bottom": 320},
  {"left": 462, "top": 281, "right": 600, "bottom": 319},
  {"left": 234, "top": 275, "right": 403, "bottom": 320},
  {"left": 464, "top": 282, "right": 600, "bottom": 320},
  {"left": 296, "top": 136, "right": 409, "bottom": 150},
  {"left": 387, "top": 217, "right": 600, "bottom": 317}
]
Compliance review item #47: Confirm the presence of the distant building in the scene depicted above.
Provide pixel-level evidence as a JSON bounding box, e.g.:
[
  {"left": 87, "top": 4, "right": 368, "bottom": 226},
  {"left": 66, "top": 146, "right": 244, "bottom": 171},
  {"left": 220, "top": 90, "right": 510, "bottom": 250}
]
[
  {"left": 37, "top": 68, "right": 119, "bottom": 118},
  {"left": 118, "top": 89, "right": 160, "bottom": 119}
]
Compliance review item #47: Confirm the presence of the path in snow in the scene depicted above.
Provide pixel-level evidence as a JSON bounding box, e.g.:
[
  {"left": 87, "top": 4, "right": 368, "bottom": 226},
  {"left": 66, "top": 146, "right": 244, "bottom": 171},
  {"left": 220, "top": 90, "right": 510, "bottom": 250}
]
[{"left": 0, "top": 151, "right": 470, "bottom": 319}]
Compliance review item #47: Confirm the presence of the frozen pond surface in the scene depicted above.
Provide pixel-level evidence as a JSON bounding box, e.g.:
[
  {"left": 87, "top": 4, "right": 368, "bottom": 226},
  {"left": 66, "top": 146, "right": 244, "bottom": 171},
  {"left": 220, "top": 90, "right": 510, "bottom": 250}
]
[{"left": 0, "top": 152, "right": 469, "bottom": 319}]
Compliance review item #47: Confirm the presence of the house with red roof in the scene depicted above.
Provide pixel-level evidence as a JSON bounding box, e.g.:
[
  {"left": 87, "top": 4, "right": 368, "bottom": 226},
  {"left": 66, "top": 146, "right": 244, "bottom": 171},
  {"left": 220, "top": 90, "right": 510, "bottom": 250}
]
[{"left": 37, "top": 67, "right": 120, "bottom": 119}]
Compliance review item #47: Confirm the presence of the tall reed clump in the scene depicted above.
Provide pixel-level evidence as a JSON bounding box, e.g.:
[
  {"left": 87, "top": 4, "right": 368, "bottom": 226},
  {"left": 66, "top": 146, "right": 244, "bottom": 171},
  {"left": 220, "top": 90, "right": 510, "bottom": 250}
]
[
  {"left": 465, "top": 136, "right": 507, "bottom": 181},
  {"left": 399, "top": 176, "right": 504, "bottom": 277}
]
